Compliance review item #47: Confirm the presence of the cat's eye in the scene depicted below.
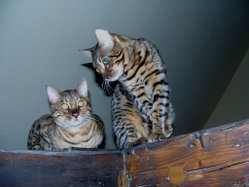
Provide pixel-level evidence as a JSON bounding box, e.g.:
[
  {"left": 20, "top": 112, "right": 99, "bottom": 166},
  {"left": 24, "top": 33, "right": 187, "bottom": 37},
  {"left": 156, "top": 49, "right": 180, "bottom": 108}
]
[
  {"left": 61, "top": 103, "right": 69, "bottom": 110},
  {"left": 78, "top": 100, "right": 84, "bottom": 107},
  {"left": 103, "top": 57, "right": 109, "bottom": 64}
]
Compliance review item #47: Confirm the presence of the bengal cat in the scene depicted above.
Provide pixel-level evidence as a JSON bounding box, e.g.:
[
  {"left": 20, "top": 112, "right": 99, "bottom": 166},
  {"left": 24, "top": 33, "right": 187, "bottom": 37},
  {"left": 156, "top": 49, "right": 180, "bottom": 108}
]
[
  {"left": 27, "top": 79, "right": 104, "bottom": 150},
  {"left": 83, "top": 29, "right": 175, "bottom": 148}
]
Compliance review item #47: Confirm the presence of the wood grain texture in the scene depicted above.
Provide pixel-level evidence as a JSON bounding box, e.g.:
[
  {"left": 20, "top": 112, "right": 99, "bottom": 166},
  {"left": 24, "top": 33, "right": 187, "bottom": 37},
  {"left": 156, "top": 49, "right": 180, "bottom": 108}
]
[
  {"left": 1, "top": 120, "right": 249, "bottom": 186},
  {"left": 124, "top": 119, "right": 249, "bottom": 186},
  {"left": 0, "top": 149, "right": 123, "bottom": 186}
]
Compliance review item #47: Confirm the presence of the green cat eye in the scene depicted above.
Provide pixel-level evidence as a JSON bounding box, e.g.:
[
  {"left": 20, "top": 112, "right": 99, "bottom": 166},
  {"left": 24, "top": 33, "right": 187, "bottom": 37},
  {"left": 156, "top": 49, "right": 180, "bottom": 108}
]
[
  {"left": 61, "top": 103, "right": 69, "bottom": 110},
  {"left": 78, "top": 100, "right": 84, "bottom": 107},
  {"left": 103, "top": 57, "right": 109, "bottom": 64}
]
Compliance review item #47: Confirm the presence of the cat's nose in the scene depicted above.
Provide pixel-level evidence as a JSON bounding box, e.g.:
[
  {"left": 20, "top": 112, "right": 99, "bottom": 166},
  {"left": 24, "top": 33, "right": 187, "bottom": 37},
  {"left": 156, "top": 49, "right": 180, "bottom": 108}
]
[
  {"left": 103, "top": 73, "right": 108, "bottom": 79},
  {"left": 103, "top": 71, "right": 112, "bottom": 79},
  {"left": 72, "top": 110, "right": 79, "bottom": 118}
]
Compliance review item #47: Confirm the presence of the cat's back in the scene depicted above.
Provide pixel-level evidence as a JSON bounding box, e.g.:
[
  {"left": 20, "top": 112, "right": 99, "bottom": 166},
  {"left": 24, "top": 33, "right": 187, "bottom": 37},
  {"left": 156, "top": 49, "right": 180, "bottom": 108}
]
[
  {"left": 92, "top": 114, "right": 105, "bottom": 133},
  {"left": 87, "top": 113, "right": 105, "bottom": 147},
  {"left": 27, "top": 114, "right": 54, "bottom": 150},
  {"left": 33, "top": 114, "right": 54, "bottom": 132}
]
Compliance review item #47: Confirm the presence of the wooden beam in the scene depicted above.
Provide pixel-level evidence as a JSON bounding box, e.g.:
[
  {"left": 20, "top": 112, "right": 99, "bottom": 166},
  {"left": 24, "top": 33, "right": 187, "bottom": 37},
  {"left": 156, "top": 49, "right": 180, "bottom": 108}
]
[{"left": 0, "top": 150, "right": 123, "bottom": 186}]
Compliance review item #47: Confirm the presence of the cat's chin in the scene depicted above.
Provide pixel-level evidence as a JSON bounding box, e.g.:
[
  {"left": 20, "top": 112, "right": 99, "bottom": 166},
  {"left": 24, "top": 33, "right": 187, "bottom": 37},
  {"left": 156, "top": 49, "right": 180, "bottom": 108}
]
[
  {"left": 68, "top": 119, "right": 87, "bottom": 128},
  {"left": 106, "top": 75, "right": 121, "bottom": 82},
  {"left": 56, "top": 119, "right": 87, "bottom": 128}
]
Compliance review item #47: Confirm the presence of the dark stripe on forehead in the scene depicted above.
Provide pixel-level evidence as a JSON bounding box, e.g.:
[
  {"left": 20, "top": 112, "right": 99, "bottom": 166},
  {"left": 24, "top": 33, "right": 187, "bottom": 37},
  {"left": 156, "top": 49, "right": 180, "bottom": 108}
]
[
  {"left": 115, "top": 52, "right": 124, "bottom": 64},
  {"left": 63, "top": 90, "right": 75, "bottom": 95},
  {"left": 62, "top": 90, "right": 78, "bottom": 99},
  {"left": 109, "top": 50, "right": 122, "bottom": 58}
]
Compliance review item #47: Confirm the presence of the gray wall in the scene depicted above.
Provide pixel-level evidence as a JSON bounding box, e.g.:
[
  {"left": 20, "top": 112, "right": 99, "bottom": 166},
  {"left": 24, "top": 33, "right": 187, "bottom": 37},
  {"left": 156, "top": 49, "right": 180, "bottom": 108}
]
[
  {"left": 205, "top": 49, "right": 249, "bottom": 128},
  {"left": 0, "top": 0, "right": 249, "bottom": 150}
]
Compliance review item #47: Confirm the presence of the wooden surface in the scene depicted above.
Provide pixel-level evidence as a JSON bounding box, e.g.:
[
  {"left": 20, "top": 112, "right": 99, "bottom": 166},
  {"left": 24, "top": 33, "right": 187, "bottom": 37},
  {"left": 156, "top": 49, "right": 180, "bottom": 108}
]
[
  {"left": 124, "top": 119, "right": 249, "bottom": 186},
  {"left": 1, "top": 119, "right": 249, "bottom": 186},
  {"left": 0, "top": 150, "right": 123, "bottom": 186}
]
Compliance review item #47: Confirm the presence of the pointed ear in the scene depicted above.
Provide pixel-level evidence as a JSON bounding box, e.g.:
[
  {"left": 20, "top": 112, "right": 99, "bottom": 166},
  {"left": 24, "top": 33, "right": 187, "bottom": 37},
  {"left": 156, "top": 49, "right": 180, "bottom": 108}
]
[
  {"left": 95, "top": 29, "right": 114, "bottom": 50},
  {"left": 79, "top": 47, "right": 94, "bottom": 59},
  {"left": 77, "top": 78, "right": 88, "bottom": 97},
  {"left": 113, "top": 33, "right": 127, "bottom": 43},
  {"left": 46, "top": 85, "right": 61, "bottom": 104}
]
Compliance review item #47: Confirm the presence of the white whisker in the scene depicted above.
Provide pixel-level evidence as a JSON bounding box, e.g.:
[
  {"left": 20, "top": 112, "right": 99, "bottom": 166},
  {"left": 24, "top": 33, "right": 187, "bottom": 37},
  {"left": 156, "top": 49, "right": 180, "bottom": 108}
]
[
  {"left": 101, "top": 80, "right": 114, "bottom": 96},
  {"left": 107, "top": 81, "right": 114, "bottom": 93},
  {"left": 103, "top": 80, "right": 114, "bottom": 95}
]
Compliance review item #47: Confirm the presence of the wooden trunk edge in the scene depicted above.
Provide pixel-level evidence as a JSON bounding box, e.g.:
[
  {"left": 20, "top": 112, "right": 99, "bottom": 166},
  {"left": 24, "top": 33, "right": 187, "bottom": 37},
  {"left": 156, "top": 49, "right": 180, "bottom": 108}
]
[
  {"left": 124, "top": 119, "right": 249, "bottom": 186},
  {"left": 123, "top": 118, "right": 249, "bottom": 153}
]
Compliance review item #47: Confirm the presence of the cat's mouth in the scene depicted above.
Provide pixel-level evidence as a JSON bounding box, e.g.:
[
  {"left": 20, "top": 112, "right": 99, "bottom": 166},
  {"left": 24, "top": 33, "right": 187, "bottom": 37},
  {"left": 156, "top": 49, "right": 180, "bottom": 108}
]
[
  {"left": 70, "top": 117, "right": 86, "bottom": 126},
  {"left": 105, "top": 70, "right": 122, "bottom": 82},
  {"left": 102, "top": 65, "right": 123, "bottom": 82}
]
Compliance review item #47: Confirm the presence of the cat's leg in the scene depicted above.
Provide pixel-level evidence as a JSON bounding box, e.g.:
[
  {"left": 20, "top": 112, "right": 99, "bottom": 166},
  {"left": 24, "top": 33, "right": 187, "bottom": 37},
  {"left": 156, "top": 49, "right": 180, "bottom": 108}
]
[
  {"left": 112, "top": 85, "right": 149, "bottom": 148},
  {"left": 113, "top": 120, "right": 147, "bottom": 148},
  {"left": 130, "top": 83, "right": 153, "bottom": 121},
  {"left": 150, "top": 77, "right": 174, "bottom": 140},
  {"left": 132, "top": 74, "right": 174, "bottom": 141},
  {"left": 164, "top": 102, "right": 175, "bottom": 136}
]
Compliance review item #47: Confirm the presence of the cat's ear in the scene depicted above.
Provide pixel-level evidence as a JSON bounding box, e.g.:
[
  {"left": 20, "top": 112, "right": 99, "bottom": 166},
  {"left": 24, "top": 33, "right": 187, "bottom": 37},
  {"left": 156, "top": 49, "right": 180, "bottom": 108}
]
[
  {"left": 77, "top": 78, "right": 88, "bottom": 98},
  {"left": 112, "top": 33, "right": 127, "bottom": 43},
  {"left": 95, "top": 29, "right": 114, "bottom": 50},
  {"left": 79, "top": 47, "right": 94, "bottom": 59},
  {"left": 46, "top": 85, "right": 61, "bottom": 104}
]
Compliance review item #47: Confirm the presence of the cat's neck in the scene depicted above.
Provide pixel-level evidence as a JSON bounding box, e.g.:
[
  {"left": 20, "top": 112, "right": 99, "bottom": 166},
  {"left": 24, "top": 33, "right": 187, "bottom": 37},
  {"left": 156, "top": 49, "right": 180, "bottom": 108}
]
[{"left": 51, "top": 119, "right": 96, "bottom": 149}]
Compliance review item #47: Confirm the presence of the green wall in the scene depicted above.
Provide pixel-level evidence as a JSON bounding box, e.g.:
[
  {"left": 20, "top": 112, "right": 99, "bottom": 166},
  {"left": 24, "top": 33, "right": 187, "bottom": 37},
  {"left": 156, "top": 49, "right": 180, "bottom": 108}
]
[
  {"left": 205, "top": 49, "right": 249, "bottom": 128},
  {"left": 0, "top": 0, "right": 249, "bottom": 150}
]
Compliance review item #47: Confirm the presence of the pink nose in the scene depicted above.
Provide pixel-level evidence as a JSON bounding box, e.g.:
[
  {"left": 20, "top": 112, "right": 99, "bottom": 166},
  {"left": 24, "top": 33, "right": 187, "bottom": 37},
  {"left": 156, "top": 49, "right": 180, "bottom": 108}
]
[{"left": 72, "top": 110, "right": 79, "bottom": 118}]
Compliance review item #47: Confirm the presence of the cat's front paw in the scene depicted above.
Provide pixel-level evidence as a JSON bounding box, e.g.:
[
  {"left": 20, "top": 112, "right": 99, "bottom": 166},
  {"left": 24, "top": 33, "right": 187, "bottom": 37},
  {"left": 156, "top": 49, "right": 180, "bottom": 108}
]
[
  {"left": 127, "top": 137, "right": 147, "bottom": 147},
  {"left": 165, "top": 125, "right": 173, "bottom": 138},
  {"left": 151, "top": 132, "right": 166, "bottom": 141},
  {"left": 63, "top": 147, "right": 73, "bottom": 152}
]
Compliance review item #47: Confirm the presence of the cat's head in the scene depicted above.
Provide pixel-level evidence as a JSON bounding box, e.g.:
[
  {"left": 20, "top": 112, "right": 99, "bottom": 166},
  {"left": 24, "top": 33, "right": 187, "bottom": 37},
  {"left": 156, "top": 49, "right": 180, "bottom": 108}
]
[
  {"left": 83, "top": 29, "right": 130, "bottom": 82},
  {"left": 46, "top": 79, "right": 92, "bottom": 128}
]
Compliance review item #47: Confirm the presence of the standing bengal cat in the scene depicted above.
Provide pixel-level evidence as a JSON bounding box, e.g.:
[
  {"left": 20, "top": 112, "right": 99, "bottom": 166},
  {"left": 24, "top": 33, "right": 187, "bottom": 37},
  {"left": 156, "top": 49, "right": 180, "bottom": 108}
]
[
  {"left": 84, "top": 29, "right": 175, "bottom": 148},
  {"left": 27, "top": 79, "right": 104, "bottom": 150}
]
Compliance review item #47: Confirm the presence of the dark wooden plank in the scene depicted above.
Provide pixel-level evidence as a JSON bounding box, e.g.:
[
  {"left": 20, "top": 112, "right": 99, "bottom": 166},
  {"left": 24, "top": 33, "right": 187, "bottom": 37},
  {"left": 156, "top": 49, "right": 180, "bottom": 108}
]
[
  {"left": 124, "top": 119, "right": 249, "bottom": 186},
  {"left": 0, "top": 149, "right": 123, "bottom": 186}
]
